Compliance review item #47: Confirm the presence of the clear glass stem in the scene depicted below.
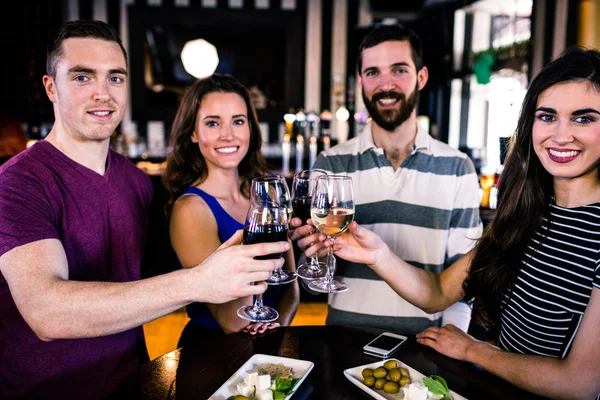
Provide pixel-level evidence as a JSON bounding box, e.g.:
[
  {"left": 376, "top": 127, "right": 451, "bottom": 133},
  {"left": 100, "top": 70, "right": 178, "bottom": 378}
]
[
  {"left": 309, "top": 255, "right": 320, "bottom": 270},
  {"left": 254, "top": 293, "right": 264, "bottom": 309},
  {"left": 308, "top": 227, "right": 321, "bottom": 271},
  {"left": 325, "top": 236, "right": 336, "bottom": 284}
]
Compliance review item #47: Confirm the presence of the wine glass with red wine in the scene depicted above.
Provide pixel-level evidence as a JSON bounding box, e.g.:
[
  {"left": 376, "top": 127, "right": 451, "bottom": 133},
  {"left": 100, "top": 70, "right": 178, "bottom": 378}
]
[
  {"left": 249, "top": 175, "right": 296, "bottom": 285},
  {"left": 292, "top": 169, "right": 328, "bottom": 280},
  {"left": 237, "top": 199, "right": 289, "bottom": 322}
]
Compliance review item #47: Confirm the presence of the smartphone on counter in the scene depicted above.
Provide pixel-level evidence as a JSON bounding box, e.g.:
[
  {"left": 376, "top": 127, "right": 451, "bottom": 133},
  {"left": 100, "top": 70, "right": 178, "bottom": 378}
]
[{"left": 363, "top": 332, "right": 408, "bottom": 359}]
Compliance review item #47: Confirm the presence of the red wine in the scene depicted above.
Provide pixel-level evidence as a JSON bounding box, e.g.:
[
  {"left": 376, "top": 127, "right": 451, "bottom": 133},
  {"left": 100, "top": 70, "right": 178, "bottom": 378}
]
[
  {"left": 292, "top": 196, "right": 312, "bottom": 223},
  {"left": 244, "top": 224, "right": 289, "bottom": 260}
]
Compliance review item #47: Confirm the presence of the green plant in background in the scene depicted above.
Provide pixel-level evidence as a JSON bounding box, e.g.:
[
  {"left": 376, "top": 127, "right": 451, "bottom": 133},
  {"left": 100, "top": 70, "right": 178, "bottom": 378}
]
[
  {"left": 473, "top": 52, "right": 495, "bottom": 84},
  {"left": 471, "top": 40, "right": 530, "bottom": 84}
]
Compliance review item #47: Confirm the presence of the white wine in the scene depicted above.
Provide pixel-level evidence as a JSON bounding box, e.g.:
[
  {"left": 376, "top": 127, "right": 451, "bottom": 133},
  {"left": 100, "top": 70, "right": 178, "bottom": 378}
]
[{"left": 311, "top": 208, "right": 355, "bottom": 237}]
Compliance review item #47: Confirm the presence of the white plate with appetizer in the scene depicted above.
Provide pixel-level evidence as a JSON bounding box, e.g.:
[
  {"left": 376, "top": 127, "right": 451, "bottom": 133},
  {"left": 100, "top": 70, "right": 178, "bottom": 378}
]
[
  {"left": 208, "top": 354, "right": 314, "bottom": 400},
  {"left": 344, "top": 359, "right": 467, "bottom": 400}
]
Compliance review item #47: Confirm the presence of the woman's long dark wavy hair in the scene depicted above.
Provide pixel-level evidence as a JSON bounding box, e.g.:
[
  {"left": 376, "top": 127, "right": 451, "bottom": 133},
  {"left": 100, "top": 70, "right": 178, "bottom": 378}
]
[
  {"left": 463, "top": 46, "right": 600, "bottom": 331},
  {"left": 163, "top": 74, "right": 267, "bottom": 216}
]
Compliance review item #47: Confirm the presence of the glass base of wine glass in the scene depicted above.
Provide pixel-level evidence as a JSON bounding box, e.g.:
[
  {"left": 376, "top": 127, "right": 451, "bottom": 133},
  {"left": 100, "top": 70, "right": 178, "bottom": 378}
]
[
  {"left": 308, "top": 278, "right": 349, "bottom": 293},
  {"left": 296, "top": 262, "right": 327, "bottom": 280},
  {"left": 237, "top": 304, "right": 279, "bottom": 322},
  {"left": 266, "top": 269, "right": 297, "bottom": 285}
]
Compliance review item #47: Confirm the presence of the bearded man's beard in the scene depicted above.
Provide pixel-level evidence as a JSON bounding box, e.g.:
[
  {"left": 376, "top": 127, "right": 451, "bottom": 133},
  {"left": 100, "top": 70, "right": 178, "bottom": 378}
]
[{"left": 363, "top": 83, "right": 420, "bottom": 131}]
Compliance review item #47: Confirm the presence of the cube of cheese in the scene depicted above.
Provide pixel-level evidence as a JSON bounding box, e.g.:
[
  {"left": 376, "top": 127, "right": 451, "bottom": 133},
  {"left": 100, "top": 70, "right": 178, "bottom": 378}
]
[
  {"left": 255, "top": 389, "right": 274, "bottom": 400},
  {"left": 236, "top": 382, "right": 254, "bottom": 397},
  {"left": 244, "top": 370, "right": 258, "bottom": 386},
  {"left": 404, "top": 382, "right": 428, "bottom": 400},
  {"left": 255, "top": 374, "right": 271, "bottom": 391}
]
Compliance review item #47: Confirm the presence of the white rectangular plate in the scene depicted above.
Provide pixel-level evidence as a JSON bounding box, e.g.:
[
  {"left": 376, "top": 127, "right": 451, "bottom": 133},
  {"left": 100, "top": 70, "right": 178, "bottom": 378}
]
[
  {"left": 344, "top": 359, "right": 467, "bottom": 400},
  {"left": 208, "top": 354, "right": 314, "bottom": 400}
]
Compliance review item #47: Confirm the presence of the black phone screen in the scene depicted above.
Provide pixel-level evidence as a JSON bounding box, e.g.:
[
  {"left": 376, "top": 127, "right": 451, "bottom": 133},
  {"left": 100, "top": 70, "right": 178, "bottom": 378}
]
[{"left": 368, "top": 335, "right": 405, "bottom": 351}]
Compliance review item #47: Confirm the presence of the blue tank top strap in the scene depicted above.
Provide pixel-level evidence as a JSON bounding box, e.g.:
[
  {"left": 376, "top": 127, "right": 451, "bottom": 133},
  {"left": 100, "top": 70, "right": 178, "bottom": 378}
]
[{"left": 181, "top": 187, "right": 244, "bottom": 243}]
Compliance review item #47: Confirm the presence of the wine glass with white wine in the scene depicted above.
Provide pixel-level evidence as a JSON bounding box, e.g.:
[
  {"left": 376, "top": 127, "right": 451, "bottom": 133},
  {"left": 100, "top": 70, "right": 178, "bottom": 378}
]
[{"left": 308, "top": 175, "right": 354, "bottom": 293}]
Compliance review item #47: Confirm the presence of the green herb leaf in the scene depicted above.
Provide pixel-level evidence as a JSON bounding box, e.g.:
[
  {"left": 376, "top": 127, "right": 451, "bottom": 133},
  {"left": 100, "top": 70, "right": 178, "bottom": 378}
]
[
  {"left": 273, "top": 390, "right": 287, "bottom": 399},
  {"left": 442, "top": 394, "right": 453, "bottom": 400},
  {"left": 274, "top": 376, "right": 300, "bottom": 396},
  {"left": 430, "top": 375, "right": 449, "bottom": 392},
  {"left": 277, "top": 379, "right": 292, "bottom": 392},
  {"left": 423, "top": 377, "right": 447, "bottom": 395}
]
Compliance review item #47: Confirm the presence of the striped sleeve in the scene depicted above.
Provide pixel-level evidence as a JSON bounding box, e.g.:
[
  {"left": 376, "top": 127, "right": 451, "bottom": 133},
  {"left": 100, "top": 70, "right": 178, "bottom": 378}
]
[
  {"left": 313, "top": 153, "right": 334, "bottom": 175},
  {"left": 595, "top": 260, "right": 600, "bottom": 289},
  {"left": 445, "top": 157, "right": 482, "bottom": 267}
]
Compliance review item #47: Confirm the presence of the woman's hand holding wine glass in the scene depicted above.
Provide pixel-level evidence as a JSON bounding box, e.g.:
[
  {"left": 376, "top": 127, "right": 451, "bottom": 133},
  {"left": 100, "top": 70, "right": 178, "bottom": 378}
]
[
  {"left": 307, "top": 175, "right": 355, "bottom": 293},
  {"left": 326, "top": 221, "right": 388, "bottom": 267}
]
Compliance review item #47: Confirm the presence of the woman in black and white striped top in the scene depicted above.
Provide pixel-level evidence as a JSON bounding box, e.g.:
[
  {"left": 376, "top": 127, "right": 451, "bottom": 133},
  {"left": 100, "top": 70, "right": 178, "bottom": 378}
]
[
  {"left": 304, "top": 47, "right": 600, "bottom": 399},
  {"left": 499, "top": 202, "right": 599, "bottom": 361}
]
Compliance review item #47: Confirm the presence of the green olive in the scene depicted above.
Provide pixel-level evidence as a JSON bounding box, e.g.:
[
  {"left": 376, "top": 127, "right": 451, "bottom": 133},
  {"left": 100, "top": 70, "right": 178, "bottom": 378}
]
[
  {"left": 383, "top": 359, "right": 399, "bottom": 370},
  {"left": 374, "top": 378, "right": 387, "bottom": 390},
  {"left": 399, "top": 367, "right": 409, "bottom": 377},
  {"left": 363, "top": 375, "right": 376, "bottom": 387},
  {"left": 388, "top": 368, "right": 401, "bottom": 382},
  {"left": 383, "top": 381, "right": 400, "bottom": 394},
  {"left": 227, "top": 396, "right": 248, "bottom": 400},
  {"left": 373, "top": 366, "right": 387, "bottom": 379},
  {"left": 361, "top": 368, "right": 374, "bottom": 378},
  {"left": 399, "top": 376, "right": 411, "bottom": 387}
]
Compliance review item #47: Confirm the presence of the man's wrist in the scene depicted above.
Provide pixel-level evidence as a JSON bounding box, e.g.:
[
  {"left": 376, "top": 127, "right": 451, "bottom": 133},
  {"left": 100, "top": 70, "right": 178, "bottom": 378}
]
[{"left": 175, "top": 266, "right": 199, "bottom": 304}]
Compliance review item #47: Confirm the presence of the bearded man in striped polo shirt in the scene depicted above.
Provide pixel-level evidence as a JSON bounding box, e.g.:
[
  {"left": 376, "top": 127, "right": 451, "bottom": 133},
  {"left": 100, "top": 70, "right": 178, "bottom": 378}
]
[{"left": 306, "top": 24, "right": 483, "bottom": 335}]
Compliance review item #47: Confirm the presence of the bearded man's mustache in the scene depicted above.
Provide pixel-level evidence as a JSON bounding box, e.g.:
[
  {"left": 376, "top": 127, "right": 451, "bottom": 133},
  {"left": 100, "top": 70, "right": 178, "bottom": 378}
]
[{"left": 372, "top": 91, "right": 405, "bottom": 102}]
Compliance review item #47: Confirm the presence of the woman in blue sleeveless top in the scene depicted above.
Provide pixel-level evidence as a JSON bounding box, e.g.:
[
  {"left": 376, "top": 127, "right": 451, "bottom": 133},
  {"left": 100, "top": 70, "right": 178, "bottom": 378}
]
[{"left": 163, "top": 74, "right": 299, "bottom": 346}]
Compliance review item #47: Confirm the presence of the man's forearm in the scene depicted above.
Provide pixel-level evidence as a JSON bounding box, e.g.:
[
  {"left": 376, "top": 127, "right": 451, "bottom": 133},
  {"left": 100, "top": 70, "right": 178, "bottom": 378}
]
[{"left": 32, "top": 268, "right": 194, "bottom": 340}]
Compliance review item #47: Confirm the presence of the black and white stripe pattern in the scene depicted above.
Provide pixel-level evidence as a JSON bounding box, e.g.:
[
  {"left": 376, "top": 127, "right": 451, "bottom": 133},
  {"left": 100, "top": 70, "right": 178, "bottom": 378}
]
[{"left": 499, "top": 202, "right": 600, "bottom": 360}]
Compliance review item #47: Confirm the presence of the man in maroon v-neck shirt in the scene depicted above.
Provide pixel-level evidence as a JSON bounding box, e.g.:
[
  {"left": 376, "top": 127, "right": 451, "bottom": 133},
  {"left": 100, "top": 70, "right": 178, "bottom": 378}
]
[{"left": 0, "top": 20, "right": 289, "bottom": 400}]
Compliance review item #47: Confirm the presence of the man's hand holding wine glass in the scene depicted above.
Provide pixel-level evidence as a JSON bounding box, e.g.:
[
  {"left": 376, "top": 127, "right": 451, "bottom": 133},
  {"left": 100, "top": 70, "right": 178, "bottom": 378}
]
[{"left": 189, "top": 229, "right": 289, "bottom": 304}]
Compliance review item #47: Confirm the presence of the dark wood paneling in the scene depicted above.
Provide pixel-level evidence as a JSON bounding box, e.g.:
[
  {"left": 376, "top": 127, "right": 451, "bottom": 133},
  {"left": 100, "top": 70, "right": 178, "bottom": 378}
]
[
  {"left": 543, "top": 0, "right": 556, "bottom": 65},
  {"left": 320, "top": 0, "right": 333, "bottom": 112},
  {"left": 458, "top": 12, "right": 474, "bottom": 148},
  {"left": 566, "top": 0, "right": 581, "bottom": 47},
  {"left": 107, "top": 0, "right": 121, "bottom": 35},
  {"left": 0, "top": 1, "right": 62, "bottom": 125},
  {"left": 216, "top": 0, "right": 229, "bottom": 9},
  {"left": 79, "top": 0, "right": 92, "bottom": 20},
  {"left": 345, "top": 0, "right": 358, "bottom": 139}
]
